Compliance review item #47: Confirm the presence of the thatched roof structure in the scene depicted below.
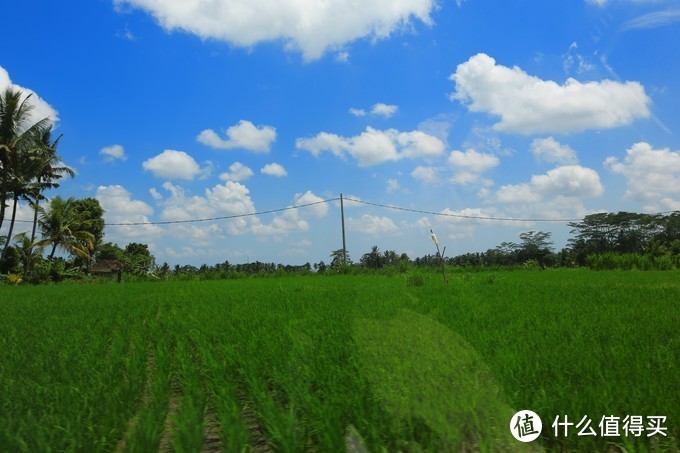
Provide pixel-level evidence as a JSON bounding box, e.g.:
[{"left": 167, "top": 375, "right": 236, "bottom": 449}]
[{"left": 90, "top": 259, "right": 123, "bottom": 274}]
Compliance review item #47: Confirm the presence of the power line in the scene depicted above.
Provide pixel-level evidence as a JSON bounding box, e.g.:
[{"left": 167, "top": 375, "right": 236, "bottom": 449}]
[
  {"left": 106, "top": 198, "right": 340, "bottom": 226},
  {"left": 342, "top": 197, "right": 585, "bottom": 223},
  {"left": 7, "top": 196, "right": 678, "bottom": 227}
]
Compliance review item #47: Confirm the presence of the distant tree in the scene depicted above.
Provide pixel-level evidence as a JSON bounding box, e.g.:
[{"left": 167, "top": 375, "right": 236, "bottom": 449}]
[
  {"left": 314, "top": 260, "right": 328, "bottom": 273},
  {"left": 72, "top": 198, "right": 105, "bottom": 256},
  {"left": 156, "top": 261, "right": 171, "bottom": 278},
  {"left": 37, "top": 196, "right": 95, "bottom": 261},
  {"left": 330, "top": 248, "right": 350, "bottom": 268},
  {"left": 518, "top": 231, "right": 554, "bottom": 265},
  {"left": 95, "top": 242, "right": 125, "bottom": 261},
  {"left": 360, "top": 245, "right": 385, "bottom": 269},
  {"left": 123, "top": 242, "right": 155, "bottom": 275}
]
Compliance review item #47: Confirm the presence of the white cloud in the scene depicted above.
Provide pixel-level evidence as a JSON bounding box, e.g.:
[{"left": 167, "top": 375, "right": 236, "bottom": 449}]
[
  {"left": 297, "top": 132, "right": 347, "bottom": 158},
  {"left": 297, "top": 127, "right": 444, "bottom": 167},
  {"left": 197, "top": 120, "right": 276, "bottom": 153},
  {"left": 336, "top": 51, "right": 350, "bottom": 63},
  {"left": 531, "top": 137, "right": 579, "bottom": 165},
  {"left": 347, "top": 214, "right": 398, "bottom": 236},
  {"left": 590, "top": 0, "right": 672, "bottom": 9},
  {"left": 219, "top": 162, "right": 254, "bottom": 182},
  {"left": 149, "top": 188, "right": 163, "bottom": 200},
  {"left": 250, "top": 191, "right": 328, "bottom": 237},
  {"left": 604, "top": 142, "right": 680, "bottom": 212},
  {"left": 293, "top": 191, "right": 329, "bottom": 218},
  {"left": 496, "top": 165, "right": 604, "bottom": 203},
  {"left": 386, "top": 178, "right": 400, "bottom": 193},
  {"left": 334, "top": 195, "right": 364, "bottom": 208},
  {"left": 450, "top": 53, "right": 651, "bottom": 134},
  {"left": 411, "top": 165, "right": 440, "bottom": 184},
  {"left": 371, "top": 103, "right": 399, "bottom": 118},
  {"left": 159, "top": 181, "right": 256, "bottom": 235},
  {"left": 251, "top": 210, "right": 309, "bottom": 236},
  {"left": 448, "top": 149, "right": 499, "bottom": 173},
  {"left": 0, "top": 65, "right": 59, "bottom": 125},
  {"left": 142, "top": 150, "right": 204, "bottom": 180},
  {"left": 447, "top": 148, "right": 499, "bottom": 185},
  {"left": 114, "top": 0, "right": 436, "bottom": 61},
  {"left": 350, "top": 103, "right": 399, "bottom": 118},
  {"left": 622, "top": 9, "right": 680, "bottom": 31},
  {"left": 100, "top": 144, "right": 127, "bottom": 162},
  {"left": 96, "top": 185, "right": 162, "bottom": 240},
  {"left": 562, "top": 42, "right": 595, "bottom": 76},
  {"left": 261, "top": 162, "right": 288, "bottom": 177}
]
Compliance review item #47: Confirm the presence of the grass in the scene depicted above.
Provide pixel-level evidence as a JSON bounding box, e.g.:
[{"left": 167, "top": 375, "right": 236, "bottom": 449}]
[{"left": 0, "top": 269, "right": 677, "bottom": 451}]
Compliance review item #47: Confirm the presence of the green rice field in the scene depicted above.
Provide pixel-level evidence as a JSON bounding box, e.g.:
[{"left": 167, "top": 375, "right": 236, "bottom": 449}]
[{"left": 1, "top": 269, "right": 678, "bottom": 452}]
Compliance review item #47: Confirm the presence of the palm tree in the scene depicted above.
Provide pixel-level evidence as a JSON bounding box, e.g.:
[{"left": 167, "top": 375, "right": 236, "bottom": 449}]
[
  {"left": 25, "top": 126, "right": 74, "bottom": 255},
  {"left": 0, "top": 88, "right": 51, "bottom": 259},
  {"left": 37, "top": 196, "right": 95, "bottom": 261},
  {"left": 13, "top": 126, "right": 74, "bottom": 277},
  {"left": 14, "top": 232, "right": 43, "bottom": 279}
]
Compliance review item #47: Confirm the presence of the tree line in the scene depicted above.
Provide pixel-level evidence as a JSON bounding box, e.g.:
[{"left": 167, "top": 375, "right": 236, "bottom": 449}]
[{"left": 0, "top": 89, "right": 157, "bottom": 283}]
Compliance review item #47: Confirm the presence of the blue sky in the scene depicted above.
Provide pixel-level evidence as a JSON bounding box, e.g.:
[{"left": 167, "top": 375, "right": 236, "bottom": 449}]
[{"left": 2, "top": 0, "right": 679, "bottom": 266}]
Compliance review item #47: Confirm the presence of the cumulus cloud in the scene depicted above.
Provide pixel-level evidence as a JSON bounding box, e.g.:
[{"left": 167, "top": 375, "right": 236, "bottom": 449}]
[
  {"left": 261, "top": 162, "right": 287, "bottom": 177},
  {"left": 142, "top": 150, "right": 206, "bottom": 180},
  {"left": 450, "top": 53, "right": 651, "bottom": 134},
  {"left": 219, "top": 162, "right": 254, "bottom": 182},
  {"left": 113, "top": 0, "right": 436, "bottom": 60},
  {"left": 96, "top": 185, "right": 162, "bottom": 239},
  {"left": 0, "top": 65, "right": 59, "bottom": 125},
  {"left": 604, "top": 142, "right": 680, "bottom": 212},
  {"left": 448, "top": 148, "right": 499, "bottom": 172},
  {"left": 293, "top": 191, "right": 328, "bottom": 218},
  {"left": 350, "top": 103, "right": 399, "bottom": 118},
  {"left": 100, "top": 144, "right": 127, "bottom": 162},
  {"left": 411, "top": 165, "right": 440, "bottom": 184},
  {"left": 445, "top": 148, "right": 499, "bottom": 185},
  {"left": 347, "top": 214, "right": 398, "bottom": 236},
  {"left": 251, "top": 190, "right": 327, "bottom": 237},
  {"left": 531, "top": 137, "right": 579, "bottom": 165},
  {"left": 296, "top": 127, "right": 445, "bottom": 167},
  {"left": 197, "top": 120, "right": 276, "bottom": 153},
  {"left": 159, "top": 181, "right": 256, "bottom": 235},
  {"left": 496, "top": 165, "right": 604, "bottom": 203}
]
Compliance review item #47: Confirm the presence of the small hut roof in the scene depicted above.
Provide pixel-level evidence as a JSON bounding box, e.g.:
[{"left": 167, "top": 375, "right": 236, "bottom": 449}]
[{"left": 90, "top": 259, "right": 123, "bottom": 273}]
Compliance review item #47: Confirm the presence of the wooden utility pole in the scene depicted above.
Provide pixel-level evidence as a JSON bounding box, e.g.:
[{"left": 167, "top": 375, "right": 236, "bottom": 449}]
[{"left": 340, "top": 193, "right": 347, "bottom": 265}]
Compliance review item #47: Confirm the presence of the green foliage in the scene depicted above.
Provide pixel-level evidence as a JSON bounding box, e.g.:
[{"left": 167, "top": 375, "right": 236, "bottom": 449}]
[
  {"left": 405, "top": 271, "right": 425, "bottom": 287},
  {"left": 587, "top": 252, "right": 679, "bottom": 271}
]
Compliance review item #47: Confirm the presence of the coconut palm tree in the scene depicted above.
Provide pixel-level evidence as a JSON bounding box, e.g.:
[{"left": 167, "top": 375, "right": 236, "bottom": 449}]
[
  {"left": 26, "top": 127, "right": 74, "bottom": 242},
  {"left": 37, "top": 196, "right": 95, "bottom": 261},
  {"left": 0, "top": 88, "right": 51, "bottom": 258}
]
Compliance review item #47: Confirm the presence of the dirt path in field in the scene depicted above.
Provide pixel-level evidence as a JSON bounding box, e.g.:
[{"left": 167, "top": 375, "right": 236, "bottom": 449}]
[
  {"left": 158, "top": 376, "right": 181, "bottom": 452},
  {"left": 237, "top": 389, "right": 272, "bottom": 452},
  {"left": 114, "top": 344, "right": 155, "bottom": 453},
  {"left": 200, "top": 402, "right": 223, "bottom": 452}
]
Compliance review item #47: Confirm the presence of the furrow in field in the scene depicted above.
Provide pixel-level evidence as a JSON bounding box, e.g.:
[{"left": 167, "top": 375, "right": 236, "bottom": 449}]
[
  {"left": 158, "top": 375, "right": 182, "bottom": 452},
  {"left": 114, "top": 342, "right": 156, "bottom": 453},
  {"left": 237, "top": 389, "right": 272, "bottom": 452},
  {"left": 200, "top": 402, "right": 223, "bottom": 453}
]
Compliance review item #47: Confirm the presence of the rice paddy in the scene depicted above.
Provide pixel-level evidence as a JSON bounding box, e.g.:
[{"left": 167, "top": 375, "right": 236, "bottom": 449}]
[{"left": 0, "top": 269, "right": 678, "bottom": 451}]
